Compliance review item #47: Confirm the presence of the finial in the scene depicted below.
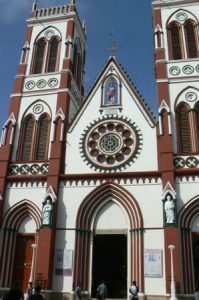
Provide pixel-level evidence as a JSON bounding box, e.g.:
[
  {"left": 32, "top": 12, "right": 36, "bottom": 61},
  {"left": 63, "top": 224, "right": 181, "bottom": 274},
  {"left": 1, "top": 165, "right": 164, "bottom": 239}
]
[
  {"left": 106, "top": 30, "right": 120, "bottom": 57},
  {"left": 82, "top": 20, "right": 86, "bottom": 33},
  {"left": 70, "top": 0, "right": 76, "bottom": 4},
  {"left": 32, "top": 0, "right": 38, "bottom": 11}
]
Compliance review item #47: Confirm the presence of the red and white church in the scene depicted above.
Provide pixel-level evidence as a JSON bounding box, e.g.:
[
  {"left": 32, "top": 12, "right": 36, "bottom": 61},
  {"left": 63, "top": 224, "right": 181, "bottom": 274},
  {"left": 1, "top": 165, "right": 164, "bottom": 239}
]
[{"left": 0, "top": 0, "right": 199, "bottom": 299}]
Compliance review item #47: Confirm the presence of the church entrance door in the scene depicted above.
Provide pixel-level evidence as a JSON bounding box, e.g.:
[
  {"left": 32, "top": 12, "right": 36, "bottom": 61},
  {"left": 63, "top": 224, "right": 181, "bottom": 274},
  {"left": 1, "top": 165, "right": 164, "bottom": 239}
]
[
  {"left": 12, "top": 234, "right": 35, "bottom": 291},
  {"left": 92, "top": 234, "right": 127, "bottom": 299},
  {"left": 192, "top": 233, "right": 199, "bottom": 288}
]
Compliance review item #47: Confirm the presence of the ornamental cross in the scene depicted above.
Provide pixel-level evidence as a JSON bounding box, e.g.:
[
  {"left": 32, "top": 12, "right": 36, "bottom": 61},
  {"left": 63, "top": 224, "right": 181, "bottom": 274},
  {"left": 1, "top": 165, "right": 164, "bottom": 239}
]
[{"left": 106, "top": 30, "right": 120, "bottom": 57}]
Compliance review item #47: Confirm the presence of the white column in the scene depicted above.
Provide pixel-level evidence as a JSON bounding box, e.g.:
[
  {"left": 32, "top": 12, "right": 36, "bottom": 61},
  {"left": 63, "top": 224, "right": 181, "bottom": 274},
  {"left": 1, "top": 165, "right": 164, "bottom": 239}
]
[
  {"left": 168, "top": 245, "right": 177, "bottom": 300},
  {"left": 29, "top": 244, "right": 37, "bottom": 283}
]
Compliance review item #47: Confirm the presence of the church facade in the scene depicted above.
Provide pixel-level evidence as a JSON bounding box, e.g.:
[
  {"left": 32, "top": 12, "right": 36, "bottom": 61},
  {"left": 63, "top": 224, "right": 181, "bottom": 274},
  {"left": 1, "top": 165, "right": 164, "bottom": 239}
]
[{"left": 0, "top": 0, "right": 199, "bottom": 299}]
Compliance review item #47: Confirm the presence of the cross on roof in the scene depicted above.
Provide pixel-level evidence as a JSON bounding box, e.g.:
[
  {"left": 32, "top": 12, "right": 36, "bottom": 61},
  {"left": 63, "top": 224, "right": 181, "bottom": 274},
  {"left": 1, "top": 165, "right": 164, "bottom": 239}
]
[{"left": 106, "top": 30, "right": 120, "bottom": 57}]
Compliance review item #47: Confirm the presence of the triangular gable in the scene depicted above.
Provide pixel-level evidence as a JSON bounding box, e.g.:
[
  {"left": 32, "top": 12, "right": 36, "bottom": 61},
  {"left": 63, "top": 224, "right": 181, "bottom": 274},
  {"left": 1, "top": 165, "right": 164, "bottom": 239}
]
[{"left": 68, "top": 56, "right": 156, "bottom": 132}]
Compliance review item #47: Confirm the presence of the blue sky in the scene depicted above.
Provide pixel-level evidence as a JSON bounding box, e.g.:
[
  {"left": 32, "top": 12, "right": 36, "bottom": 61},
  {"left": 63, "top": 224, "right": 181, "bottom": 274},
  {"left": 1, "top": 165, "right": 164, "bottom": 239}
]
[{"left": 0, "top": 0, "right": 157, "bottom": 129}]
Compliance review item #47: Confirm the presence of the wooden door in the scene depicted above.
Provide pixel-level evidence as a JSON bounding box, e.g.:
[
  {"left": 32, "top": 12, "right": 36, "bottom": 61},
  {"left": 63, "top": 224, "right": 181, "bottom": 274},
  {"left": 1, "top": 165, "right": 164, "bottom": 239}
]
[{"left": 12, "top": 234, "right": 35, "bottom": 291}]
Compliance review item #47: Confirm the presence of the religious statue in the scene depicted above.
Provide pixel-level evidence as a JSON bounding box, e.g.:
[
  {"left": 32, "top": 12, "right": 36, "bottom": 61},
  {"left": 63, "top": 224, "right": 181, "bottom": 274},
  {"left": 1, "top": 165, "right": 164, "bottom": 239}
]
[
  {"left": 104, "top": 78, "right": 118, "bottom": 105},
  {"left": 164, "top": 194, "right": 175, "bottom": 224},
  {"left": 107, "top": 85, "right": 115, "bottom": 103},
  {"left": 42, "top": 198, "right": 52, "bottom": 225}
]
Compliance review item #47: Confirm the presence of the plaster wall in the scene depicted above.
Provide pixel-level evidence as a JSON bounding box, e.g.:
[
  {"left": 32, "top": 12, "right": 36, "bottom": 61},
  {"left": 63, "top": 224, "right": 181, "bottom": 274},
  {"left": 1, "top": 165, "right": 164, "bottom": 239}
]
[
  {"left": 4, "top": 182, "right": 46, "bottom": 218},
  {"left": 65, "top": 66, "right": 158, "bottom": 174},
  {"left": 144, "top": 230, "right": 165, "bottom": 295}
]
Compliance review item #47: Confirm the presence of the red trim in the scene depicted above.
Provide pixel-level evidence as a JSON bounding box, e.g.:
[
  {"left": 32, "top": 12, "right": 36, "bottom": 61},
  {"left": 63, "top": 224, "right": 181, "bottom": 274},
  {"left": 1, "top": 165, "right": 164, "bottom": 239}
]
[
  {"left": 73, "top": 182, "right": 144, "bottom": 292},
  {"left": 0, "top": 200, "right": 41, "bottom": 287}
]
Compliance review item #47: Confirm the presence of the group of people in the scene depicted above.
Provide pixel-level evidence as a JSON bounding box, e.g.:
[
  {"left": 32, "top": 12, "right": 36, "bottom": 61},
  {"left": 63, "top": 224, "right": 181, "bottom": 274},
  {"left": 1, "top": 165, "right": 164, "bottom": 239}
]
[
  {"left": 2, "top": 283, "right": 43, "bottom": 300},
  {"left": 75, "top": 279, "right": 139, "bottom": 300}
]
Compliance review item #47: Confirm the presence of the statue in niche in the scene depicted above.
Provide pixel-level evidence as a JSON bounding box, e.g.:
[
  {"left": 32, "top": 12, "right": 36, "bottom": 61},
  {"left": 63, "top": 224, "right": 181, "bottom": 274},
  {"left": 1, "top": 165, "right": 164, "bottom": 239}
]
[
  {"left": 164, "top": 194, "right": 175, "bottom": 224},
  {"left": 42, "top": 198, "right": 52, "bottom": 225},
  {"left": 104, "top": 77, "right": 118, "bottom": 105}
]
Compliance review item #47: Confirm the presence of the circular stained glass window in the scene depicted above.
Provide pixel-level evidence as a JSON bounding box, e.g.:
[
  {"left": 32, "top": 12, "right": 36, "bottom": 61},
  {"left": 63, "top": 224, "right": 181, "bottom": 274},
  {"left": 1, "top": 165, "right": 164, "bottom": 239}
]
[
  {"left": 80, "top": 117, "right": 142, "bottom": 171},
  {"left": 100, "top": 133, "right": 122, "bottom": 153}
]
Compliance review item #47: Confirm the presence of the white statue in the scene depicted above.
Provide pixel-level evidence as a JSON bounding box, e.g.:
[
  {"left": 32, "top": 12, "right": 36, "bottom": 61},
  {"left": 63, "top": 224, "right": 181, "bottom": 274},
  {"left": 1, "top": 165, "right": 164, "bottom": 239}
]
[
  {"left": 164, "top": 194, "right": 175, "bottom": 223},
  {"left": 42, "top": 199, "right": 52, "bottom": 225}
]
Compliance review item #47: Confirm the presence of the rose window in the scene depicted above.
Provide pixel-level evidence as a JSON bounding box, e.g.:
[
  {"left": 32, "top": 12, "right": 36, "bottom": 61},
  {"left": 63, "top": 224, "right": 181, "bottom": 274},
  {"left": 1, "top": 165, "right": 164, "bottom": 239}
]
[
  {"left": 100, "top": 134, "right": 122, "bottom": 153},
  {"left": 80, "top": 117, "right": 142, "bottom": 171}
]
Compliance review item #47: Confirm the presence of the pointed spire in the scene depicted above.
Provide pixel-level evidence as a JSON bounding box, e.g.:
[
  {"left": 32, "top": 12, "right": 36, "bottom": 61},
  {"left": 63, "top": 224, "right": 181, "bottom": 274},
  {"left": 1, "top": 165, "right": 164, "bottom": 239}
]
[
  {"left": 82, "top": 20, "right": 86, "bottom": 34},
  {"left": 32, "top": 0, "right": 38, "bottom": 12}
]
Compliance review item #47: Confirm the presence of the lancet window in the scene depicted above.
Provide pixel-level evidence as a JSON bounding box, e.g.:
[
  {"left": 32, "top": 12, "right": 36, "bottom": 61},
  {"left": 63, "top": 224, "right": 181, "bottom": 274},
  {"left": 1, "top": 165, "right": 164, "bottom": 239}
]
[
  {"left": 18, "top": 114, "right": 50, "bottom": 161},
  {"left": 168, "top": 19, "right": 198, "bottom": 60},
  {"left": 32, "top": 36, "right": 60, "bottom": 74}
]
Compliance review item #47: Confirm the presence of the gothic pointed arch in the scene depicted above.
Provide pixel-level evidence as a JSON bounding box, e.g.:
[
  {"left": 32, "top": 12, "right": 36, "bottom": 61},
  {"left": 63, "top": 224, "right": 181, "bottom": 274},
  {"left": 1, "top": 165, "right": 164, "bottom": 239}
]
[
  {"left": 0, "top": 200, "right": 41, "bottom": 287},
  {"left": 51, "top": 108, "right": 65, "bottom": 142},
  {"left": 47, "top": 36, "right": 60, "bottom": 72},
  {"left": 158, "top": 100, "right": 172, "bottom": 135},
  {"left": 73, "top": 38, "right": 82, "bottom": 88},
  {"left": 0, "top": 113, "right": 16, "bottom": 146},
  {"left": 184, "top": 19, "right": 198, "bottom": 58},
  {"left": 102, "top": 74, "right": 121, "bottom": 106},
  {"left": 31, "top": 26, "right": 62, "bottom": 74},
  {"left": 73, "top": 182, "right": 144, "bottom": 292},
  {"left": 176, "top": 102, "right": 191, "bottom": 153},
  {"left": 178, "top": 197, "right": 199, "bottom": 293},
  {"left": 33, "top": 37, "right": 47, "bottom": 74},
  {"left": 18, "top": 114, "right": 35, "bottom": 161},
  {"left": 167, "top": 21, "right": 182, "bottom": 60},
  {"left": 36, "top": 113, "right": 50, "bottom": 160}
]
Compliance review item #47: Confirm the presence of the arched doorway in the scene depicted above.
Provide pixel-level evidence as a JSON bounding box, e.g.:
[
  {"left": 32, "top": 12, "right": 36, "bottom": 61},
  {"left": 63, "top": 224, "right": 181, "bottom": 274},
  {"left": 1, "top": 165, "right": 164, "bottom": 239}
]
[
  {"left": 91, "top": 200, "right": 128, "bottom": 298},
  {"left": 191, "top": 216, "right": 199, "bottom": 289},
  {"left": 92, "top": 234, "right": 127, "bottom": 298},
  {"left": 0, "top": 200, "right": 41, "bottom": 290},
  {"left": 178, "top": 197, "right": 199, "bottom": 293},
  {"left": 73, "top": 182, "right": 144, "bottom": 297}
]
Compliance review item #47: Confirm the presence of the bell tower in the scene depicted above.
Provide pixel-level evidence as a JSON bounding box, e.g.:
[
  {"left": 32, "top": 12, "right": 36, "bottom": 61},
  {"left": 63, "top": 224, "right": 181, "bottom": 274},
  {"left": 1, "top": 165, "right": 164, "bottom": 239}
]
[
  {"left": 0, "top": 0, "right": 86, "bottom": 289},
  {"left": 152, "top": 0, "right": 199, "bottom": 294}
]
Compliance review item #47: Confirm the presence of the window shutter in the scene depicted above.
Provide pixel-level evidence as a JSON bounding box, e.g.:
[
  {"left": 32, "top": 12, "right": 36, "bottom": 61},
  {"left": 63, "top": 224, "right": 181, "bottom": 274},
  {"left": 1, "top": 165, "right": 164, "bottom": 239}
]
[
  {"left": 170, "top": 24, "right": 182, "bottom": 59},
  {"left": 185, "top": 21, "right": 197, "bottom": 58},
  {"left": 36, "top": 116, "right": 49, "bottom": 160},
  {"left": 47, "top": 38, "right": 59, "bottom": 72},
  {"left": 22, "top": 118, "right": 34, "bottom": 161},
  {"left": 178, "top": 107, "right": 191, "bottom": 153},
  {"left": 34, "top": 39, "right": 46, "bottom": 74}
]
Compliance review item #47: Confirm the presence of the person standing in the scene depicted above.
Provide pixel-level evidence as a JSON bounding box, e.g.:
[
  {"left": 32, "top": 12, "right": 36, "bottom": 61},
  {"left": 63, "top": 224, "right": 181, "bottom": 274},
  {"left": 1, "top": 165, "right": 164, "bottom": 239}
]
[
  {"left": 2, "top": 283, "right": 24, "bottom": 300},
  {"left": 29, "top": 286, "right": 43, "bottom": 300},
  {"left": 129, "top": 281, "right": 139, "bottom": 299},
  {"left": 25, "top": 282, "right": 33, "bottom": 300},
  {"left": 97, "top": 280, "right": 107, "bottom": 300},
  {"left": 75, "top": 283, "right": 82, "bottom": 300}
]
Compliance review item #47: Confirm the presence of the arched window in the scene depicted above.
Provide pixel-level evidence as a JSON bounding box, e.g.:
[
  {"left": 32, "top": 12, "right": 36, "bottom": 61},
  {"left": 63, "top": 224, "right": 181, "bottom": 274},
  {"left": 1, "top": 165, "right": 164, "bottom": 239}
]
[
  {"left": 33, "top": 38, "right": 46, "bottom": 74},
  {"left": 73, "top": 40, "right": 82, "bottom": 88},
  {"left": 176, "top": 104, "right": 191, "bottom": 153},
  {"left": 184, "top": 20, "right": 197, "bottom": 58},
  {"left": 21, "top": 116, "right": 34, "bottom": 161},
  {"left": 103, "top": 77, "right": 119, "bottom": 106},
  {"left": 169, "top": 23, "right": 182, "bottom": 60},
  {"left": 18, "top": 113, "right": 50, "bottom": 161},
  {"left": 36, "top": 115, "right": 49, "bottom": 160},
  {"left": 47, "top": 37, "right": 59, "bottom": 72}
]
